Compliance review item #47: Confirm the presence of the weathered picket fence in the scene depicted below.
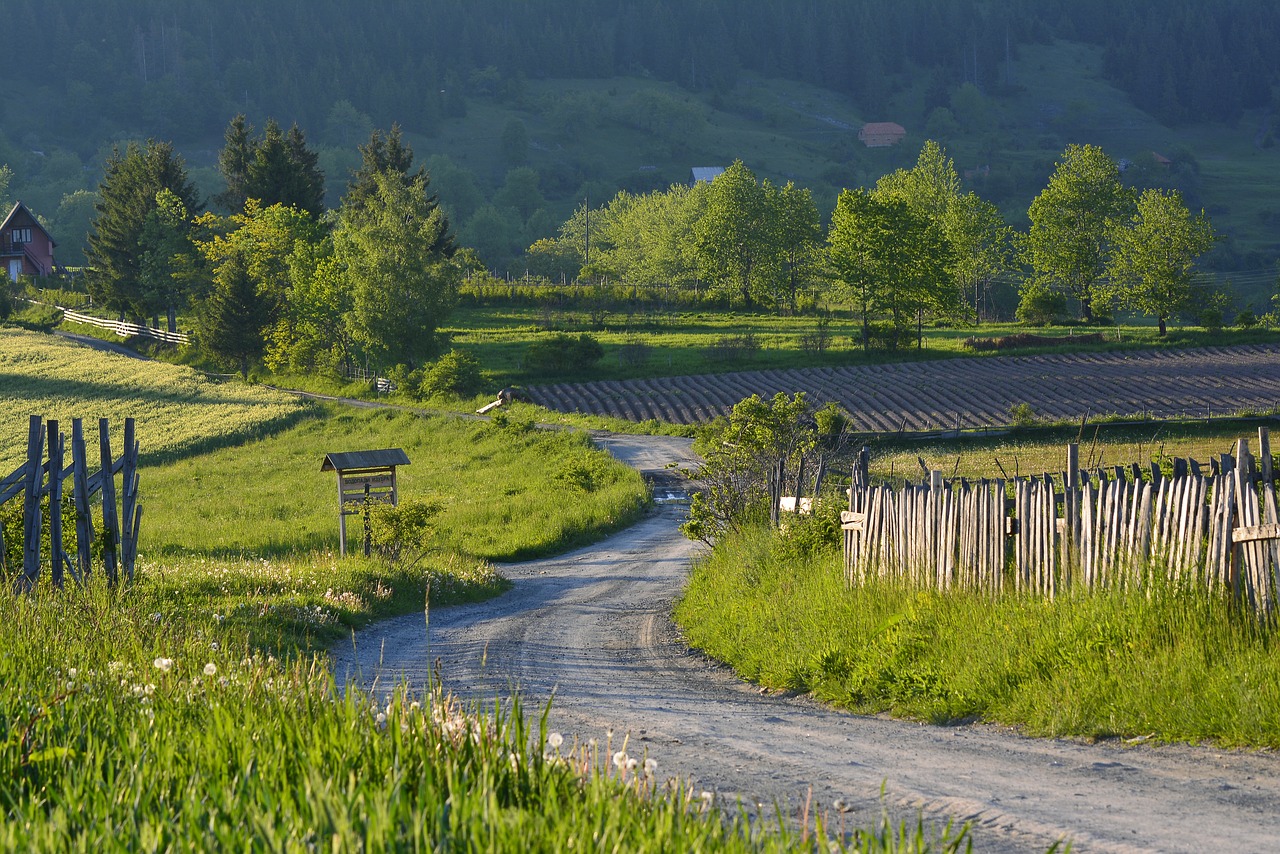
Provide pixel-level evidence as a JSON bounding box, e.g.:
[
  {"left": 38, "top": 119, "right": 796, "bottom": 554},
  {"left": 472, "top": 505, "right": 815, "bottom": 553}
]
[
  {"left": 0, "top": 415, "right": 141, "bottom": 589},
  {"left": 842, "top": 428, "right": 1280, "bottom": 617}
]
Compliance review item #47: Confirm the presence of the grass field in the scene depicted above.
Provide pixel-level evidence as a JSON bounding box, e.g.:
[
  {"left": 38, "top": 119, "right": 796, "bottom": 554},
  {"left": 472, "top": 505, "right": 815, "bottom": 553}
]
[{"left": 0, "top": 329, "right": 306, "bottom": 471}]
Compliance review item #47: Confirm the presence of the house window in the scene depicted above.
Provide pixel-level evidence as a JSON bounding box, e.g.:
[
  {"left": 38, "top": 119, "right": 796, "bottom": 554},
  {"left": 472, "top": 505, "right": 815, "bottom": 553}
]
[{"left": 12, "top": 228, "right": 31, "bottom": 244}]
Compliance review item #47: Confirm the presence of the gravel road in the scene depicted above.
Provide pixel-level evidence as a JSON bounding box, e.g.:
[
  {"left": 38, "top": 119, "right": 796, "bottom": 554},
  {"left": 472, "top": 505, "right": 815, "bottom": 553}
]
[{"left": 335, "top": 433, "right": 1280, "bottom": 853}]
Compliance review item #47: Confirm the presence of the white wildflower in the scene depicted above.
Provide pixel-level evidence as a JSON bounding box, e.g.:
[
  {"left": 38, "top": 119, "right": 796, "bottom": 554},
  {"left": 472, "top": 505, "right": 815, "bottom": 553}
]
[
  {"left": 204, "top": 662, "right": 217, "bottom": 677},
  {"left": 153, "top": 657, "right": 173, "bottom": 673}
]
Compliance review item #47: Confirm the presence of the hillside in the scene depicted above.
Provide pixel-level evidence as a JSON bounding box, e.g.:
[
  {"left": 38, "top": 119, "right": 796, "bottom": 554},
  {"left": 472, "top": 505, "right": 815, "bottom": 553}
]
[{"left": 2, "top": 2, "right": 1277, "bottom": 304}]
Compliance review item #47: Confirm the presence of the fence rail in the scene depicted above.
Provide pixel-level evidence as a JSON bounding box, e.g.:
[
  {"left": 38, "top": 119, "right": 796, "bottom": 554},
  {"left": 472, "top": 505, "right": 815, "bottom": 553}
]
[
  {"left": 59, "top": 306, "right": 189, "bottom": 345},
  {"left": 843, "top": 429, "right": 1280, "bottom": 619},
  {"left": 1, "top": 416, "right": 140, "bottom": 588}
]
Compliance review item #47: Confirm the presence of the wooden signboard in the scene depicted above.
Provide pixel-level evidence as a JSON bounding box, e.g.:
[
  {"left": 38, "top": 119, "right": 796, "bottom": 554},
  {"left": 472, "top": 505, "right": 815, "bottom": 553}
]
[{"left": 321, "top": 449, "right": 411, "bottom": 557}]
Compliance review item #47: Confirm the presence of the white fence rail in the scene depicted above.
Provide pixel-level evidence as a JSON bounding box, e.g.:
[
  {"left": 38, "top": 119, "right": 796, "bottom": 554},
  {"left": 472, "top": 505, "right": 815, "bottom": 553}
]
[{"left": 59, "top": 307, "right": 190, "bottom": 345}]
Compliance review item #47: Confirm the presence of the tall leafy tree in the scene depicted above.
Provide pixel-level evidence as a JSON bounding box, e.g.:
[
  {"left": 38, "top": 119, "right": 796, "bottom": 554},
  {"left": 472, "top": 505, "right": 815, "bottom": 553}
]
[
  {"left": 877, "top": 141, "right": 1011, "bottom": 323},
  {"left": 1101, "top": 189, "right": 1215, "bottom": 336},
  {"left": 1022, "top": 144, "right": 1131, "bottom": 322},
  {"left": 772, "top": 182, "right": 822, "bottom": 313},
  {"left": 693, "top": 161, "right": 779, "bottom": 308},
  {"left": 86, "top": 140, "right": 202, "bottom": 319},
  {"left": 138, "top": 189, "right": 199, "bottom": 332},
  {"left": 335, "top": 170, "right": 461, "bottom": 369},
  {"left": 829, "top": 188, "right": 952, "bottom": 349}
]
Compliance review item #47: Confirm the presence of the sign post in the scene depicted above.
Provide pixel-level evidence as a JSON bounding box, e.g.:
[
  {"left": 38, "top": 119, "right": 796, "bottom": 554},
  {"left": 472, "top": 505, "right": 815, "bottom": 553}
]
[{"left": 320, "top": 449, "right": 411, "bottom": 557}]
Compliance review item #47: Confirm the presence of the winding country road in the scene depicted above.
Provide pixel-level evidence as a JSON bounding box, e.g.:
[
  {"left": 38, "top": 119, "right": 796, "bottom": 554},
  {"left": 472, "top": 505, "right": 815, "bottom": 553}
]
[{"left": 338, "top": 434, "right": 1280, "bottom": 853}]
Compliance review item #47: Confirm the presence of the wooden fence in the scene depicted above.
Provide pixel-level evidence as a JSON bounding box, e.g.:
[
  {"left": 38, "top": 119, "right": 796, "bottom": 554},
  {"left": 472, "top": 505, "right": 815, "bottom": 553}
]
[
  {"left": 0, "top": 416, "right": 140, "bottom": 589},
  {"left": 842, "top": 428, "right": 1280, "bottom": 617}
]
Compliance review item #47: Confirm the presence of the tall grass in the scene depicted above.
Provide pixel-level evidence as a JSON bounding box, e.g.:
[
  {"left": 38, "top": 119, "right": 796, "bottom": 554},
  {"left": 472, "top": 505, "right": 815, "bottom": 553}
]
[
  {"left": 0, "top": 581, "right": 807, "bottom": 851},
  {"left": 676, "top": 525, "right": 1280, "bottom": 747}
]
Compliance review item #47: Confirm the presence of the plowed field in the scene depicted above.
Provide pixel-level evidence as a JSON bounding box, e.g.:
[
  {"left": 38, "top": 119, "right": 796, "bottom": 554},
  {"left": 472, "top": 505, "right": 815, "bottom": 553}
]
[{"left": 528, "top": 344, "right": 1280, "bottom": 428}]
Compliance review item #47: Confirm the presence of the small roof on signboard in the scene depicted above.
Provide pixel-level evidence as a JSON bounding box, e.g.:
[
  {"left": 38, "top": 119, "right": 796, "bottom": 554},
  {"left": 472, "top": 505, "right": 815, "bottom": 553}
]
[{"left": 320, "top": 448, "right": 411, "bottom": 472}]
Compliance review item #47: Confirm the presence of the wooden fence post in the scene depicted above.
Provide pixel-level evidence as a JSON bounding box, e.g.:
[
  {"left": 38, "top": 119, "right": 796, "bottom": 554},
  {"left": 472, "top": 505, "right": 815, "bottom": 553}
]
[
  {"left": 99, "top": 418, "right": 119, "bottom": 586},
  {"left": 19, "top": 416, "right": 45, "bottom": 591},
  {"left": 48, "top": 419, "right": 65, "bottom": 588},
  {"left": 71, "top": 419, "right": 92, "bottom": 582},
  {"left": 121, "top": 417, "right": 140, "bottom": 582}
]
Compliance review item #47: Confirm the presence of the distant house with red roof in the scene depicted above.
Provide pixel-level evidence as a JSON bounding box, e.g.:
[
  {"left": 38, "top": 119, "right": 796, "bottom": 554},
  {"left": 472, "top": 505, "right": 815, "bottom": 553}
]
[
  {"left": 858, "top": 122, "right": 906, "bottom": 148},
  {"left": 1152, "top": 151, "right": 1172, "bottom": 168},
  {"left": 1, "top": 201, "right": 56, "bottom": 281}
]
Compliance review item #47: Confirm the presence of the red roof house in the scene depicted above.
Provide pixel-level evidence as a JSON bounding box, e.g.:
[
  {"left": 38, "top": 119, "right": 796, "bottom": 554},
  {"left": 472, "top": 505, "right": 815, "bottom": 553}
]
[
  {"left": 1, "top": 201, "right": 56, "bottom": 281},
  {"left": 858, "top": 122, "right": 906, "bottom": 148}
]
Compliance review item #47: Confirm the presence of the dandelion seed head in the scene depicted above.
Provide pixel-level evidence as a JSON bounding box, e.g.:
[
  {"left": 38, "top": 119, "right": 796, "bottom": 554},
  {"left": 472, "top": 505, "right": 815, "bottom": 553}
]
[
  {"left": 203, "top": 662, "right": 217, "bottom": 677},
  {"left": 547, "top": 732, "right": 564, "bottom": 750},
  {"left": 644, "top": 758, "right": 658, "bottom": 777},
  {"left": 612, "top": 750, "right": 628, "bottom": 769},
  {"left": 153, "top": 657, "right": 173, "bottom": 673}
]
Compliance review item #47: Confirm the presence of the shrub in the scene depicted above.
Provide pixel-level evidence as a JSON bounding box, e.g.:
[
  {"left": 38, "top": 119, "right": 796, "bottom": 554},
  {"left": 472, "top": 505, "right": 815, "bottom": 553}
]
[
  {"left": 1235, "top": 309, "right": 1257, "bottom": 329},
  {"left": 1199, "top": 308, "right": 1224, "bottom": 332},
  {"left": 1009, "top": 402, "right": 1038, "bottom": 427},
  {"left": 420, "top": 350, "right": 484, "bottom": 398},
  {"left": 705, "top": 333, "right": 761, "bottom": 362},
  {"left": 1015, "top": 281, "right": 1066, "bottom": 326},
  {"left": 524, "top": 332, "right": 604, "bottom": 374},
  {"left": 367, "top": 497, "right": 442, "bottom": 567}
]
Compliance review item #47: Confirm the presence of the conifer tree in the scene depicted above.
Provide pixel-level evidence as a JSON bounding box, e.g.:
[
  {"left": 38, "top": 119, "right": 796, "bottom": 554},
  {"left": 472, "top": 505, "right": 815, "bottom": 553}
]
[{"left": 86, "top": 140, "right": 202, "bottom": 319}]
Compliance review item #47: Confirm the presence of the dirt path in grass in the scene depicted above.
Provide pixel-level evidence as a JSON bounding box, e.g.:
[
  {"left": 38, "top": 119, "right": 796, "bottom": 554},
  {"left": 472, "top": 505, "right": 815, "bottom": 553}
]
[{"left": 334, "top": 434, "right": 1279, "bottom": 852}]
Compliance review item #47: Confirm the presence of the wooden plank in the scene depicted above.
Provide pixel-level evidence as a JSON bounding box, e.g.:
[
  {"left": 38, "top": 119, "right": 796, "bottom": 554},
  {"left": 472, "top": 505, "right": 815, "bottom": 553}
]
[{"left": 1233, "top": 523, "right": 1280, "bottom": 544}]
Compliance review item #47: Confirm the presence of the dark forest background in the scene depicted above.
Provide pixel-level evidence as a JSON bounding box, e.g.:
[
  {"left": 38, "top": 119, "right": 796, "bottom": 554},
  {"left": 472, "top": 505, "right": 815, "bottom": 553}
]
[{"left": 3, "top": 1, "right": 1278, "bottom": 296}]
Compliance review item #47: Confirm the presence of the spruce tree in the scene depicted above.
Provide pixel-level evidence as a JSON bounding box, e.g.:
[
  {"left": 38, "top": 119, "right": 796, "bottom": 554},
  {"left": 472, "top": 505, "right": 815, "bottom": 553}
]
[
  {"left": 215, "top": 114, "right": 255, "bottom": 213},
  {"left": 86, "top": 140, "right": 202, "bottom": 319},
  {"left": 197, "top": 249, "right": 268, "bottom": 378},
  {"left": 345, "top": 125, "right": 455, "bottom": 257}
]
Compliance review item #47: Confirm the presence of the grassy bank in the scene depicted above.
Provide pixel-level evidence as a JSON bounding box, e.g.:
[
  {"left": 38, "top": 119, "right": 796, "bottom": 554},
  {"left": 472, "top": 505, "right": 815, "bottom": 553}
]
[
  {"left": 0, "top": 577, "right": 857, "bottom": 851},
  {"left": 675, "top": 525, "right": 1280, "bottom": 747}
]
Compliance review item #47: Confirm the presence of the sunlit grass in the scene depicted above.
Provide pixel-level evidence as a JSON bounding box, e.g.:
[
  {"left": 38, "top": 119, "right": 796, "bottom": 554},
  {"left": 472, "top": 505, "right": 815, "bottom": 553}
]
[
  {"left": 676, "top": 525, "right": 1280, "bottom": 747},
  {"left": 0, "top": 328, "right": 305, "bottom": 471}
]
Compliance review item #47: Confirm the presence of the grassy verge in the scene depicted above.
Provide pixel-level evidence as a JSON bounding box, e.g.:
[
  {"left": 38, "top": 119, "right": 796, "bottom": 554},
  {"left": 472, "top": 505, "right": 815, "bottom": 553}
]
[{"left": 675, "top": 525, "right": 1280, "bottom": 747}]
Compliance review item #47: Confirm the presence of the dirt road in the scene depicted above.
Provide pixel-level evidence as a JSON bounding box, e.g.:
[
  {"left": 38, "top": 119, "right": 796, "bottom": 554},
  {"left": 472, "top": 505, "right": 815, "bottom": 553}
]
[{"left": 333, "top": 434, "right": 1280, "bottom": 853}]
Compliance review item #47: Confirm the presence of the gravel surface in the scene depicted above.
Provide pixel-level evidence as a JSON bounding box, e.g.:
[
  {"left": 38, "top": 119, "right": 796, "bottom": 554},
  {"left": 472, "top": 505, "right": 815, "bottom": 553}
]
[{"left": 335, "top": 435, "right": 1280, "bottom": 852}]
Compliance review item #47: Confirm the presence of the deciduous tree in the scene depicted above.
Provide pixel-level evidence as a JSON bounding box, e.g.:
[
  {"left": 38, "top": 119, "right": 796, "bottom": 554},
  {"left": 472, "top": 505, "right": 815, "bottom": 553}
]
[
  {"left": 1102, "top": 188, "right": 1215, "bottom": 335},
  {"left": 1022, "top": 144, "right": 1131, "bottom": 322},
  {"left": 335, "top": 170, "right": 461, "bottom": 369}
]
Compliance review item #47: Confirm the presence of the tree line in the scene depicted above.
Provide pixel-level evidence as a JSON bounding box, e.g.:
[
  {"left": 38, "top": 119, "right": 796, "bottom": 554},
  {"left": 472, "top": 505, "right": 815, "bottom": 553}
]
[
  {"left": 529, "top": 142, "right": 1220, "bottom": 343},
  {"left": 86, "top": 122, "right": 463, "bottom": 378}
]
